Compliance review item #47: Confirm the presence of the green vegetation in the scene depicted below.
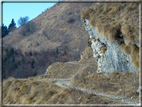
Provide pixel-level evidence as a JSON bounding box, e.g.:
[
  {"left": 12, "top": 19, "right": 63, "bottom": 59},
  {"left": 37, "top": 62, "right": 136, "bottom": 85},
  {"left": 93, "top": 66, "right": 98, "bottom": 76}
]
[
  {"left": 14, "top": 63, "right": 18, "bottom": 69},
  {"left": 4, "top": 48, "right": 14, "bottom": 62},
  {"left": 30, "top": 51, "right": 32, "bottom": 56},
  {"left": 32, "top": 72, "right": 37, "bottom": 77},
  {"left": 56, "top": 48, "right": 59, "bottom": 54},
  {"left": 31, "top": 59, "right": 35, "bottom": 69},
  {"left": 21, "top": 57, "right": 25, "bottom": 63},
  {"left": 12, "top": 56, "right": 15, "bottom": 62},
  {"left": 88, "top": 38, "right": 92, "bottom": 47}
]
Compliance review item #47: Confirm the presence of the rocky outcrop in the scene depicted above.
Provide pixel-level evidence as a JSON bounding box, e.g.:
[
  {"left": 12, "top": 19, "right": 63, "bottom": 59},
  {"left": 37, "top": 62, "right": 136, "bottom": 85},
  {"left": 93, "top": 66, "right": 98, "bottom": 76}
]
[{"left": 81, "top": 3, "right": 140, "bottom": 74}]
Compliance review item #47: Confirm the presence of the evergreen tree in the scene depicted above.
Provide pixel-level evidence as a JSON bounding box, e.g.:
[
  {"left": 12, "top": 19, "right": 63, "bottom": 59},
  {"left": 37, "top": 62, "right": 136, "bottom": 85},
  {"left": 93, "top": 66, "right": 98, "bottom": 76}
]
[
  {"left": 2, "top": 24, "right": 9, "bottom": 37},
  {"left": 8, "top": 19, "right": 16, "bottom": 31},
  {"left": 56, "top": 48, "right": 59, "bottom": 54}
]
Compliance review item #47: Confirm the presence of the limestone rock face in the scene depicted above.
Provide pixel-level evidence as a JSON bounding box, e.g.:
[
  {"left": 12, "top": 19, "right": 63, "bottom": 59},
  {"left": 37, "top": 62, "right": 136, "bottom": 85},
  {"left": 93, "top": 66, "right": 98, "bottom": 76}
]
[{"left": 83, "top": 19, "right": 138, "bottom": 74}]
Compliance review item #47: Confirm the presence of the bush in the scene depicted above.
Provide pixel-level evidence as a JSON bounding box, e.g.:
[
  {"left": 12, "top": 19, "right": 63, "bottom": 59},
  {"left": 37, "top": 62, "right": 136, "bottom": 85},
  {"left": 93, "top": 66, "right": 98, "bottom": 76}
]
[
  {"left": 14, "top": 63, "right": 18, "bottom": 69},
  {"left": 31, "top": 59, "right": 35, "bottom": 69},
  {"left": 67, "top": 18, "right": 75, "bottom": 23},
  {"left": 29, "top": 51, "right": 32, "bottom": 56},
  {"left": 88, "top": 38, "right": 92, "bottom": 47},
  {"left": 32, "top": 72, "right": 37, "bottom": 77},
  {"left": 56, "top": 48, "right": 59, "bottom": 54},
  {"left": 19, "top": 21, "right": 36, "bottom": 36}
]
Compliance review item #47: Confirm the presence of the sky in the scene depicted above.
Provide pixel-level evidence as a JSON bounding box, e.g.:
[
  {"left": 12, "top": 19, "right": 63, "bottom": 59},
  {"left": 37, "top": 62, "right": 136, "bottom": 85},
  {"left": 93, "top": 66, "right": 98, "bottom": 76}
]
[{"left": 3, "top": 2, "right": 59, "bottom": 28}]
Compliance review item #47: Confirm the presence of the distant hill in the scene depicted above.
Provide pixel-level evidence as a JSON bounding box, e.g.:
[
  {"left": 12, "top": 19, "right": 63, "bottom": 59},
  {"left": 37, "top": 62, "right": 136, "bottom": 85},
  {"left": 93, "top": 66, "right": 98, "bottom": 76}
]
[
  {"left": 3, "top": 3, "right": 92, "bottom": 53},
  {"left": 2, "top": 3, "right": 93, "bottom": 79}
]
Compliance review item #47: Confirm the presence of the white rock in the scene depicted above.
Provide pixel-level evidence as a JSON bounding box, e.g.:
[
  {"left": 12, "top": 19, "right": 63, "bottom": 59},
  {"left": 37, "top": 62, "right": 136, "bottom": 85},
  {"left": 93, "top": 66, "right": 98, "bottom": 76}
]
[
  {"left": 84, "top": 19, "right": 138, "bottom": 74},
  {"left": 46, "top": 69, "right": 49, "bottom": 73},
  {"left": 137, "top": 86, "right": 142, "bottom": 93}
]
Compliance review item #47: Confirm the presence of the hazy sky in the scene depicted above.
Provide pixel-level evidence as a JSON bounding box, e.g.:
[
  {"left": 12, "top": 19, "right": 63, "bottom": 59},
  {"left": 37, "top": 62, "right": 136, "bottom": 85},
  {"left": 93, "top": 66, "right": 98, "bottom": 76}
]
[{"left": 3, "top": 2, "right": 58, "bottom": 27}]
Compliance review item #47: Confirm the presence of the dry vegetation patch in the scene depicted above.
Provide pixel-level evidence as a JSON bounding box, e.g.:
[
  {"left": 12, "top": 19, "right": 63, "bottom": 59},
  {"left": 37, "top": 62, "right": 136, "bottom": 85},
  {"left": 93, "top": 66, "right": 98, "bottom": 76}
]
[
  {"left": 81, "top": 3, "right": 139, "bottom": 44},
  {"left": 81, "top": 2, "right": 140, "bottom": 69},
  {"left": 71, "top": 71, "right": 139, "bottom": 103},
  {"left": 44, "top": 62, "right": 80, "bottom": 79},
  {"left": 3, "top": 77, "right": 62, "bottom": 104},
  {"left": 3, "top": 76, "right": 124, "bottom": 104}
]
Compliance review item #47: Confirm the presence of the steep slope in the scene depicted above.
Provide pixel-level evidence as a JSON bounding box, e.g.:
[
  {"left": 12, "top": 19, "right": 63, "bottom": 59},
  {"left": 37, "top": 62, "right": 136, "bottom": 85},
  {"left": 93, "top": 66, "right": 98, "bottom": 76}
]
[
  {"left": 3, "top": 3, "right": 92, "bottom": 53},
  {"left": 2, "top": 3, "right": 92, "bottom": 79},
  {"left": 81, "top": 3, "right": 140, "bottom": 74},
  {"left": 3, "top": 77, "right": 125, "bottom": 104},
  {"left": 2, "top": 2, "right": 141, "bottom": 105}
]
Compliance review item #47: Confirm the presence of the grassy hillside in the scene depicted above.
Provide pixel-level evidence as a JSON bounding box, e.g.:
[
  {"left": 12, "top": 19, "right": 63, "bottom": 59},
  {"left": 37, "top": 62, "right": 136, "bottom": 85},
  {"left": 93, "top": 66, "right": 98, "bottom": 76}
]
[
  {"left": 2, "top": 3, "right": 92, "bottom": 79},
  {"left": 3, "top": 3, "right": 92, "bottom": 53},
  {"left": 2, "top": 2, "right": 141, "bottom": 105}
]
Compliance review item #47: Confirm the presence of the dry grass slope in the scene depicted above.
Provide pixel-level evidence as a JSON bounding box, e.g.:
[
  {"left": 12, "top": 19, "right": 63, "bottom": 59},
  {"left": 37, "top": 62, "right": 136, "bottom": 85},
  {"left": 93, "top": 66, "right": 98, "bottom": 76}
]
[
  {"left": 81, "top": 3, "right": 139, "bottom": 43},
  {"left": 81, "top": 3, "right": 140, "bottom": 69},
  {"left": 3, "top": 76, "right": 124, "bottom": 104},
  {"left": 71, "top": 70, "right": 139, "bottom": 103}
]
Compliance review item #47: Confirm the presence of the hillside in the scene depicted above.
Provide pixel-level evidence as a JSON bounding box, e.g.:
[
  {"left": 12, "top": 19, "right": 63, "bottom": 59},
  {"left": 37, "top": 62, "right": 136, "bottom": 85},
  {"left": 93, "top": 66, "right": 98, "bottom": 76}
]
[
  {"left": 2, "top": 3, "right": 92, "bottom": 79},
  {"left": 3, "top": 3, "right": 92, "bottom": 53},
  {"left": 2, "top": 2, "right": 141, "bottom": 105}
]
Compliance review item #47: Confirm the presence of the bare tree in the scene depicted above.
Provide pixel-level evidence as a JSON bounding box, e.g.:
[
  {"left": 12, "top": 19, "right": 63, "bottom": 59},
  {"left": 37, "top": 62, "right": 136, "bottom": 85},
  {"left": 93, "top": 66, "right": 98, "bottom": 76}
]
[
  {"left": 19, "top": 21, "right": 36, "bottom": 36},
  {"left": 18, "top": 16, "right": 29, "bottom": 26}
]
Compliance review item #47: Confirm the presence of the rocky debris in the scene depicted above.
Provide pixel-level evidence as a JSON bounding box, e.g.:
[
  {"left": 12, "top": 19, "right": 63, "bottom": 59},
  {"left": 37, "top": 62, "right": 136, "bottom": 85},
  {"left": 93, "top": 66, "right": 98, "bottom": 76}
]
[{"left": 91, "top": 39, "right": 105, "bottom": 73}]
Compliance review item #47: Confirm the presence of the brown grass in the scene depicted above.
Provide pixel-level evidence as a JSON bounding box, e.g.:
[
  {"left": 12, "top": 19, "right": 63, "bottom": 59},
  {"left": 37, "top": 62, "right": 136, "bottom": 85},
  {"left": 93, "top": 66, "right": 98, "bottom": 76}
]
[
  {"left": 72, "top": 70, "right": 139, "bottom": 103},
  {"left": 126, "top": 34, "right": 134, "bottom": 45},
  {"left": 89, "top": 16, "right": 96, "bottom": 27},
  {"left": 100, "top": 47, "right": 107, "bottom": 54},
  {"left": 120, "top": 43, "right": 139, "bottom": 67},
  {"left": 134, "top": 26, "right": 139, "bottom": 35},
  {"left": 109, "top": 6, "right": 120, "bottom": 15},
  {"left": 120, "top": 43, "right": 131, "bottom": 55},
  {"left": 131, "top": 44, "right": 139, "bottom": 56},
  {"left": 130, "top": 44, "right": 139, "bottom": 64},
  {"left": 81, "top": 3, "right": 139, "bottom": 52},
  {"left": 3, "top": 78, "right": 61, "bottom": 104},
  {"left": 81, "top": 7, "right": 94, "bottom": 20},
  {"left": 132, "top": 60, "right": 139, "bottom": 68}
]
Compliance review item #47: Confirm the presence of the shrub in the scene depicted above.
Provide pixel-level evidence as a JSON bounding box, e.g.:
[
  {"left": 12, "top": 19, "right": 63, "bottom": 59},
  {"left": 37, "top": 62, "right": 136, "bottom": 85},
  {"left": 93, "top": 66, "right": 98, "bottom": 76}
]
[
  {"left": 88, "top": 38, "right": 92, "bottom": 47},
  {"left": 31, "top": 59, "right": 35, "bottom": 69},
  {"left": 19, "top": 21, "right": 36, "bottom": 36},
  {"left": 32, "top": 72, "right": 37, "bottom": 77},
  {"left": 56, "top": 48, "right": 59, "bottom": 54},
  {"left": 29, "top": 51, "right": 32, "bottom": 56},
  {"left": 67, "top": 18, "right": 75, "bottom": 23},
  {"left": 14, "top": 63, "right": 18, "bottom": 69},
  {"left": 12, "top": 56, "right": 15, "bottom": 62},
  {"left": 18, "top": 16, "right": 29, "bottom": 26}
]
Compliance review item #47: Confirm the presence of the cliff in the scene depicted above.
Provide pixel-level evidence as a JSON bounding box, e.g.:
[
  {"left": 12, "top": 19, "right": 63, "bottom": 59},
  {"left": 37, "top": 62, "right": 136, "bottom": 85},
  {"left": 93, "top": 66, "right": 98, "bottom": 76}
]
[{"left": 81, "top": 3, "right": 140, "bottom": 74}]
